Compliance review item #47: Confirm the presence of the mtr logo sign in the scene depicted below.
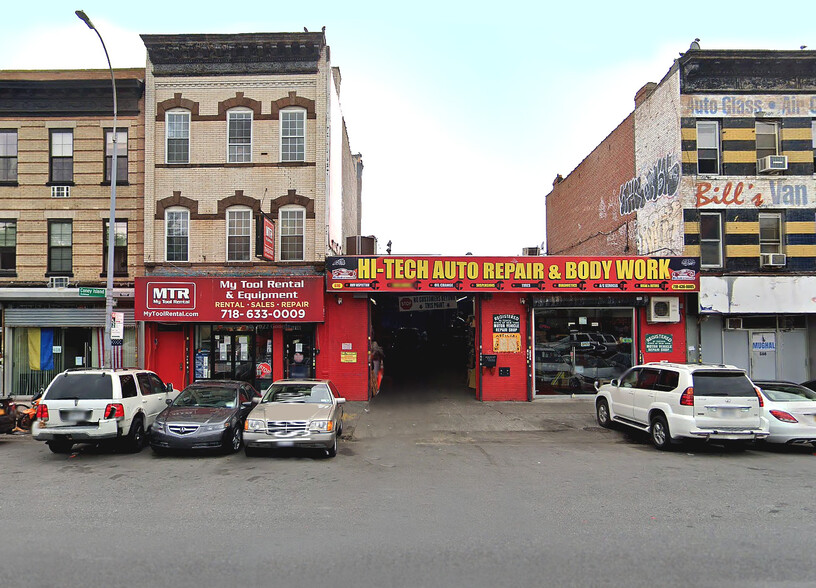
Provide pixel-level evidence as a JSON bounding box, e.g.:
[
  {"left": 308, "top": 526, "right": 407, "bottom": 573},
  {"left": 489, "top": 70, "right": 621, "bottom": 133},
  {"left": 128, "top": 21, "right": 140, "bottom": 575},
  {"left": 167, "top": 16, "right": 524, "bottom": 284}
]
[{"left": 146, "top": 282, "right": 196, "bottom": 310}]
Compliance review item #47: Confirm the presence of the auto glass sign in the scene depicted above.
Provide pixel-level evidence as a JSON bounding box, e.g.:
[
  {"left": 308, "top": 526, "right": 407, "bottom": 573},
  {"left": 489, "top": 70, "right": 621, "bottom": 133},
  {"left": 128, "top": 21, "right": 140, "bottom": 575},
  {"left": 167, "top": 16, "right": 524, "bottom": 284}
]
[{"left": 326, "top": 256, "right": 700, "bottom": 293}]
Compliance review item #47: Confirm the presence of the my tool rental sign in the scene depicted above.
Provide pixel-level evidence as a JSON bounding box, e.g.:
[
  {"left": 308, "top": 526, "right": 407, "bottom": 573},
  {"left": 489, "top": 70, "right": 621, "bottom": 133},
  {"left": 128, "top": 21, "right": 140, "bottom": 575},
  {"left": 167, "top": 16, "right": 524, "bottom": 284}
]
[
  {"left": 326, "top": 256, "right": 700, "bottom": 293},
  {"left": 135, "top": 276, "right": 324, "bottom": 322}
]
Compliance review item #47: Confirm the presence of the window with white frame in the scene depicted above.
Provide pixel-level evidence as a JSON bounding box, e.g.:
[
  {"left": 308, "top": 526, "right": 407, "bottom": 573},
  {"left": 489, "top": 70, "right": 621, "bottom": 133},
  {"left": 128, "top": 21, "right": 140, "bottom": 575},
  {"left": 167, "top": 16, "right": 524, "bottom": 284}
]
[
  {"left": 696, "top": 121, "right": 720, "bottom": 174},
  {"left": 227, "top": 110, "right": 252, "bottom": 163},
  {"left": 280, "top": 108, "right": 305, "bottom": 162},
  {"left": 756, "top": 121, "right": 780, "bottom": 161},
  {"left": 0, "top": 220, "right": 16, "bottom": 271},
  {"left": 279, "top": 206, "right": 305, "bottom": 261},
  {"left": 103, "top": 219, "right": 128, "bottom": 275},
  {"left": 165, "top": 207, "right": 189, "bottom": 262},
  {"left": 48, "top": 220, "right": 72, "bottom": 274},
  {"left": 50, "top": 129, "right": 73, "bottom": 183},
  {"left": 0, "top": 130, "right": 17, "bottom": 182},
  {"left": 105, "top": 129, "right": 128, "bottom": 183},
  {"left": 226, "top": 208, "right": 252, "bottom": 261},
  {"left": 166, "top": 111, "right": 190, "bottom": 164},
  {"left": 699, "top": 211, "right": 723, "bottom": 268},
  {"left": 759, "top": 212, "right": 783, "bottom": 254},
  {"left": 812, "top": 120, "right": 815, "bottom": 167}
]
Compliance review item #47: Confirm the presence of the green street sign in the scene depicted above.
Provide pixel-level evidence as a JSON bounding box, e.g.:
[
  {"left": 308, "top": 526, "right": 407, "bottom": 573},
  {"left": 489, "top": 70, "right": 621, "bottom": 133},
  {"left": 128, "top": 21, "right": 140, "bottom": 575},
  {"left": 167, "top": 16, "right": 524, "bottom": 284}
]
[{"left": 79, "top": 287, "right": 106, "bottom": 297}]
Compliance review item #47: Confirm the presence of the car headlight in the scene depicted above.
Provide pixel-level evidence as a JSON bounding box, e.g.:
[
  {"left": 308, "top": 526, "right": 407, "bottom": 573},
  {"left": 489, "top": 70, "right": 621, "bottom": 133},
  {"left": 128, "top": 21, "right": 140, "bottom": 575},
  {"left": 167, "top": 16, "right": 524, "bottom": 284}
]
[
  {"left": 151, "top": 421, "right": 165, "bottom": 432},
  {"left": 309, "top": 420, "right": 333, "bottom": 432},
  {"left": 202, "top": 422, "right": 230, "bottom": 432},
  {"left": 245, "top": 419, "right": 266, "bottom": 431}
]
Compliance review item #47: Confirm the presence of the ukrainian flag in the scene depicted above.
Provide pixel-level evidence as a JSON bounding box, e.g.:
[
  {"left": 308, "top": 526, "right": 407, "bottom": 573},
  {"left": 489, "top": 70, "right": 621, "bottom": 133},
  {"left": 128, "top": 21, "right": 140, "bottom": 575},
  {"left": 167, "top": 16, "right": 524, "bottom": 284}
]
[{"left": 27, "top": 328, "right": 55, "bottom": 371}]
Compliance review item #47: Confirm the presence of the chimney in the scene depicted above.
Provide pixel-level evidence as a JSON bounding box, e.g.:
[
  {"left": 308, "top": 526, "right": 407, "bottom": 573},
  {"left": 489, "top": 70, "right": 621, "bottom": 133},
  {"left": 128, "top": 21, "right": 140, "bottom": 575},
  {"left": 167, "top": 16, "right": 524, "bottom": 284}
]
[{"left": 634, "top": 82, "right": 657, "bottom": 107}]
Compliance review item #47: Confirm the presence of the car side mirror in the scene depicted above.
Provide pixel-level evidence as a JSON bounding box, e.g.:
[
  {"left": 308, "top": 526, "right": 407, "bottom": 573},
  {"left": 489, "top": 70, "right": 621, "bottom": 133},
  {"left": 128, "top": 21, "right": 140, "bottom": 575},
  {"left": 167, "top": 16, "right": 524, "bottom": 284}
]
[
  {"left": 166, "top": 383, "right": 173, "bottom": 392},
  {"left": 165, "top": 398, "right": 173, "bottom": 405},
  {"left": 241, "top": 401, "right": 254, "bottom": 409},
  {"left": 336, "top": 398, "right": 346, "bottom": 405},
  {"left": 610, "top": 379, "right": 619, "bottom": 387},
  {"left": 252, "top": 396, "right": 261, "bottom": 403}
]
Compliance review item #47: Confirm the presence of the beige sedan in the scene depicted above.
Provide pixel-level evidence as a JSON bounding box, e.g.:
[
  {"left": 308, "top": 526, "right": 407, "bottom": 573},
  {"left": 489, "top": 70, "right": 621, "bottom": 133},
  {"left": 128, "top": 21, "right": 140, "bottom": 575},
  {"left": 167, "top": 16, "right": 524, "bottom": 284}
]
[{"left": 243, "top": 379, "right": 345, "bottom": 458}]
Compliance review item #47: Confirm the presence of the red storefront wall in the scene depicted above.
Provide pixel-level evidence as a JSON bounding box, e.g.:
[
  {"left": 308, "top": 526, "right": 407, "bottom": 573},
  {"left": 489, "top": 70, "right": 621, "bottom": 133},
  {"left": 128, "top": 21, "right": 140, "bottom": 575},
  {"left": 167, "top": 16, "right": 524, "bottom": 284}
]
[
  {"left": 639, "top": 305, "right": 687, "bottom": 365},
  {"left": 478, "top": 295, "right": 529, "bottom": 401},
  {"left": 316, "top": 293, "right": 370, "bottom": 401}
]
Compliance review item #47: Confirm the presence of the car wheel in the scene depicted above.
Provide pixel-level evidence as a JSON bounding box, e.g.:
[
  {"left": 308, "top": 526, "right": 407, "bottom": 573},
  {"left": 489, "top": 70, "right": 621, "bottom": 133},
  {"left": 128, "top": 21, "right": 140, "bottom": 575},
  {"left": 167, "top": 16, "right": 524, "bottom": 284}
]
[
  {"left": 224, "top": 427, "right": 242, "bottom": 453},
  {"left": 326, "top": 434, "right": 338, "bottom": 458},
  {"left": 47, "top": 439, "right": 73, "bottom": 454},
  {"left": 596, "top": 398, "right": 613, "bottom": 429},
  {"left": 650, "top": 415, "right": 673, "bottom": 451},
  {"left": 124, "top": 416, "right": 145, "bottom": 453}
]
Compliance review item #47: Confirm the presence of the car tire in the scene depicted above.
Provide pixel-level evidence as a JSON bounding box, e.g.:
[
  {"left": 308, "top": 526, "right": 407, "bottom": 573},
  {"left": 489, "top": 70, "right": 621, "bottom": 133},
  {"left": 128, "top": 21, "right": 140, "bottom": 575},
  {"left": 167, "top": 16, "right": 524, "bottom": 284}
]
[
  {"left": 596, "top": 398, "right": 614, "bottom": 429},
  {"left": 47, "top": 438, "right": 73, "bottom": 454},
  {"left": 326, "top": 434, "right": 338, "bottom": 458},
  {"left": 224, "top": 427, "right": 242, "bottom": 454},
  {"left": 124, "top": 416, "right": 145, "bottom": 453},
  {"left": 650, "top": 415, "right": 673, "bottom": 451}
]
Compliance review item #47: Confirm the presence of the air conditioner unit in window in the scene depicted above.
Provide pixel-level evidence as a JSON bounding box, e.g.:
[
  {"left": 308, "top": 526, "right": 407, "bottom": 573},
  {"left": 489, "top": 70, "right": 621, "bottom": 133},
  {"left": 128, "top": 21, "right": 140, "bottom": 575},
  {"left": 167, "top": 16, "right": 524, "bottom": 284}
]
[
  {"left": 760, "top": 253, "right": 787, "bottom": 267},
  {"left": 757, "top": 155, "right": 788, "bottom": 173},
  {"left": 725, "top": 317, "right": 743, "bottom": 330},
  {"left": 48, "top": 276, "right": 70, "bottom": 288},
  {"left": 522, "top": 247, "right": 541, "bottom": 256},
  {"left": 50, "top": 185, "right": 71, "bottom": 198},
  {"left": 646, "top": 296, "right": 680, "bottom": 323}
]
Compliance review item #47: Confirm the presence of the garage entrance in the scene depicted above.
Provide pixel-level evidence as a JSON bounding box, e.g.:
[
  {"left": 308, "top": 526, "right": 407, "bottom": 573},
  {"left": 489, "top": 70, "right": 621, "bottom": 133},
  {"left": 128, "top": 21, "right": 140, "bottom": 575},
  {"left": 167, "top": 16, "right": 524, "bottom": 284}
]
[{"left": 369, "top": 294, "right": 476, "bottom": 400}]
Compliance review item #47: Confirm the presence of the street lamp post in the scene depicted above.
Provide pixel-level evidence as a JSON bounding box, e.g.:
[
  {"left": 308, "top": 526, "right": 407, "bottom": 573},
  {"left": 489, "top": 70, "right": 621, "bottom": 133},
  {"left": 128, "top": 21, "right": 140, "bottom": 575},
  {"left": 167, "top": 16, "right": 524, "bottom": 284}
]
[{"left": 76, "top": 9, "right": 118, "bottom": 369}]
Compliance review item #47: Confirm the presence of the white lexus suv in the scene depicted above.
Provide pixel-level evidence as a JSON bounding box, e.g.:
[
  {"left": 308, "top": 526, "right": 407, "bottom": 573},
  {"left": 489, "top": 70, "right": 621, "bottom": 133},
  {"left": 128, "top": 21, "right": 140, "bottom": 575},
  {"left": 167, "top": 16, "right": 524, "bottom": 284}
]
[
  {"left": 594, "top": 362, "right": 770, "bottom": 450},
  {"left": 32, "top": 368, "right": 175, "bottom": 454}
]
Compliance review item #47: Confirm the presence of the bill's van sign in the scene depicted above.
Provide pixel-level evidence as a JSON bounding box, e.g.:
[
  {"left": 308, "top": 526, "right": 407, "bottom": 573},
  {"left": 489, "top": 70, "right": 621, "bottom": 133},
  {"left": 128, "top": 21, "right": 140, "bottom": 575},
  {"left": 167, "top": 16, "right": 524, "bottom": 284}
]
[{"left": 147, "top": 282, "right": 196, "bottom": 309}]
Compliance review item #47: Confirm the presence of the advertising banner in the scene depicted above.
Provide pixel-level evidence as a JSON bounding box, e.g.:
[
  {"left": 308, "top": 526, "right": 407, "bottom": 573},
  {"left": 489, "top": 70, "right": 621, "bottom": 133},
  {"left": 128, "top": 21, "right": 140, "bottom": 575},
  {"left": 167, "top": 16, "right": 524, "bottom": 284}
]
[
  {"left": 326, "top": 256, "right": 699, "bottom": 293},
  {"left": 135, "top": 276, "right": 325, "bottom": 322},
  {"left": 398, "top": 295, "right": 457, "bottom": 312}
]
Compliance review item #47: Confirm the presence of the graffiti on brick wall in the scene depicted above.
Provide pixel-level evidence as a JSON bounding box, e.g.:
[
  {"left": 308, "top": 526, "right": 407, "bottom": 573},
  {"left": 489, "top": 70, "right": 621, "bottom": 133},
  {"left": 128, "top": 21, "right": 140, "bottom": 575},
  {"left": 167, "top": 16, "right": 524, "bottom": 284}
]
[
  {"left": 619, "top": 154, "right": 681, "bottom": 215},
  {"left": 637, "top": 198, "right": 684, "bottom": 256}
]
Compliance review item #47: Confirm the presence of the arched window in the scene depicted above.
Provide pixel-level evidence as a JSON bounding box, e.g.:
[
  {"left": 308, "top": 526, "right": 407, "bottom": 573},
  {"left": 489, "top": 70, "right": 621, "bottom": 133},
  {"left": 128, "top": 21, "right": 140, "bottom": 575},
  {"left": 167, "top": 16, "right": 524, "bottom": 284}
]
[
  {"left": 226, "top": 207, "right": 252, "bottom": 262},
  {"left": 165, "top": 207, "right": 189, "bottom": 262},
  {"left": 279, "top": 205, "right": 305, "bottom": 261},
  {"left": 227, "top": 108, "right": 252, "bottom": 163},
  {"left": 166, "top": 109, "right": 190, "bottom": 164},
  {"left": 280, "top": 107, "right": 305, "bottom": 162}
]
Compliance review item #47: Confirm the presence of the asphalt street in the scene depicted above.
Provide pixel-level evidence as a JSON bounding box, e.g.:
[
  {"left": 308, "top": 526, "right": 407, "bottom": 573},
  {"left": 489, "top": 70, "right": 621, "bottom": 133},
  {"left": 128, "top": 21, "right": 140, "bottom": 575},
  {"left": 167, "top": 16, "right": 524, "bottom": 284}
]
[{"left": 2, "top": 379, "right": 816, "bottom": 588}]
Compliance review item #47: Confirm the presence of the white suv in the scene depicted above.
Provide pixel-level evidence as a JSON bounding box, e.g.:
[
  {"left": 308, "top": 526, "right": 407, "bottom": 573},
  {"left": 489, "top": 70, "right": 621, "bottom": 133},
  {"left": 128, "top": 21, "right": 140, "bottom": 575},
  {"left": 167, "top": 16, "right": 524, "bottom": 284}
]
[
  {"left": 594, "top": 362, "right": 769, "bottom": 450},
  {"left": 32, "top": 368, "right": 176, "bottom": 454}
]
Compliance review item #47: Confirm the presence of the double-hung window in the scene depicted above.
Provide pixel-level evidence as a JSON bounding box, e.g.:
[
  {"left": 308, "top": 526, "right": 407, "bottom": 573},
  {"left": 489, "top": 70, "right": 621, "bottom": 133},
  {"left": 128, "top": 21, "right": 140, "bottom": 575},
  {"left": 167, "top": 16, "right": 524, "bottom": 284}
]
[
  {"left": 103, "top": 220, "right": 128, "bottom": 275},
  {"left": 759, "top": 213, "right": 783, "bottom": 255},
  {"left": 165, "top": 208, "right": 189, "bottom": 262},
  {"left": 699, "top": 211, "right": 723, "bottom": 268},
  {"left": 166, "top": 111, "right": 190, "bottom": 164},
  {"left": 105, "top": 129, "right": 128, "bottom": 183},
  {"left": 226, "top": 208, "right": 252, "bottom": 261},
  {"left": 0, "top": 130, "right": 17, "bottom": 183},
  {"left": 811, "top": 120, "right": 815, "bottom": 168},
  {"left": 696, "top": 121, "right": 720, "bottom": 174},
  {"left": 0, "top": 220, "right": 16, "bottom": 272},
  {"left": 280, "top": 108, "right": 305, "bottom": 162},
  {"left": 50, "top": 130, "right": 73, "bottom": 183},
  {"left": 227, "top": 110, "right": 252, "bottom": 163},
  {"left": 756, "top": 121, "right": 780, "bottom": 161},
  {"left": 279, "top": 206, "right": 305, "bottom": 261},
  {"left": 48, "top": 220, "right": 72, "bottom": 274}
]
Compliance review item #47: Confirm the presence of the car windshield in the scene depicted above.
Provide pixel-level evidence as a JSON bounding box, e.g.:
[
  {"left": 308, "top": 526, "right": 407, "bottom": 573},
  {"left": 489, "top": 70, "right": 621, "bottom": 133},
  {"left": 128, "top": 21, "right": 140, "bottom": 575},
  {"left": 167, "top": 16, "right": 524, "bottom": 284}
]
[
  {"left": 759, "top": 383, "right": 816, "bottom": 402},
  {"left": 262, "top": 384, "right": 332, "bottom": 404},
  {"left": 45, "top": 373, "right": 113, "bottom": 400},
  {"left": 692, "top": 371, "right": 756, "bottom": 396},
  {"left": 173, "top": 386, "right": 237, "bottom": 408}
]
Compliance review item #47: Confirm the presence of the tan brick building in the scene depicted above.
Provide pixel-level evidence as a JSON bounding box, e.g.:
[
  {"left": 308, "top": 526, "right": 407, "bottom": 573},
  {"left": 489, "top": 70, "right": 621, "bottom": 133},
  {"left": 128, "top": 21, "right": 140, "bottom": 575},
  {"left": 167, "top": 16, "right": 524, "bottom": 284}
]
[{"left": 0, "top": 69, "right": 145, "bottom": 395}]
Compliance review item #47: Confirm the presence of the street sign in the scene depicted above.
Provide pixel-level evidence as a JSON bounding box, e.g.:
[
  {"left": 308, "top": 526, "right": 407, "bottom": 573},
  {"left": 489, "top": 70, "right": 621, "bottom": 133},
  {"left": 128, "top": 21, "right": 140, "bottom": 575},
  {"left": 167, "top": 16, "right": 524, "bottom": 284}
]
[{"left": 79, "top": 287, "right": 106, "bottom": 297}]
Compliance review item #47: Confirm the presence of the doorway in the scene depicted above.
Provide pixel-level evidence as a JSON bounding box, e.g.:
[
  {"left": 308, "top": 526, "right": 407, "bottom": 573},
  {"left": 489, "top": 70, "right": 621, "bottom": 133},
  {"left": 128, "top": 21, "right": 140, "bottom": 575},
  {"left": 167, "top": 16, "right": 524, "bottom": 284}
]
[
  {"left": 213, "top": 329, "right": 255, "bottom": 383},
  {"left": 283, "top": 326, "right": 314, "bottom": 379}
]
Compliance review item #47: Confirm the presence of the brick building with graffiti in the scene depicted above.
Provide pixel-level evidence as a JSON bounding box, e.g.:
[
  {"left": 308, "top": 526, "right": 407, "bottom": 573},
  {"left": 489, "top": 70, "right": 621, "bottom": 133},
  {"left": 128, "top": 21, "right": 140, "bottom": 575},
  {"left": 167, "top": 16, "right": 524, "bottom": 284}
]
[{"left": 546, "top": 44, "right": 816, "bottom": 383}]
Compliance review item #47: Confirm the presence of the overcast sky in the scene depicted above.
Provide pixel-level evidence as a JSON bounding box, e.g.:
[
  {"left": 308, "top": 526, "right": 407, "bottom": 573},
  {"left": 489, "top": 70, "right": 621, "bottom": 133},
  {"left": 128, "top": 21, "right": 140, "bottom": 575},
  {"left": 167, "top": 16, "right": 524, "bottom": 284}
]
[{"left": 2, "top": 1, "right": 814, "bottom": 255}]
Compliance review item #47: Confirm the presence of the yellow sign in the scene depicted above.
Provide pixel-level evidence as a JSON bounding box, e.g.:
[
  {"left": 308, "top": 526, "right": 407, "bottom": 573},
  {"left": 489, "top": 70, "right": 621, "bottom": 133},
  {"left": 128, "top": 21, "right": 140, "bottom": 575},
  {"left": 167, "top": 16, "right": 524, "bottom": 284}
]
[
  {"left": 340, "top": 351, "right": 357, "bottom": 363},
  {"left": 493, "top": 333, "right": 521, "bottom": 353}
]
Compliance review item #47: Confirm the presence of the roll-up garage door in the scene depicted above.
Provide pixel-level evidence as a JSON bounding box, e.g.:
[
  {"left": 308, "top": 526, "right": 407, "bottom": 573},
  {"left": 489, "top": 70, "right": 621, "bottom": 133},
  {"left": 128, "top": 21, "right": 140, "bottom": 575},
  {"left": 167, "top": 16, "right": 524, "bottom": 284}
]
[{"left": 3, "top": 308, "right": 136, "bottom": 327}]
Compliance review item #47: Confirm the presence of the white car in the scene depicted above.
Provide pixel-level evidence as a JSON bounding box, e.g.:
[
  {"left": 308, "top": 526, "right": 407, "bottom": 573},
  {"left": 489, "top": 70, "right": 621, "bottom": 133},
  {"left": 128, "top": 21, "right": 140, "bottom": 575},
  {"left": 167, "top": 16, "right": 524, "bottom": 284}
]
[
  {"left": 32, "top": 368, "right": 176, "bottom": 454},
  {"left": 594, "top": 362, "right": 769, "bottom": 450},
  {"left": 753, "top": 380, "right": 816, "bottom": 446}
]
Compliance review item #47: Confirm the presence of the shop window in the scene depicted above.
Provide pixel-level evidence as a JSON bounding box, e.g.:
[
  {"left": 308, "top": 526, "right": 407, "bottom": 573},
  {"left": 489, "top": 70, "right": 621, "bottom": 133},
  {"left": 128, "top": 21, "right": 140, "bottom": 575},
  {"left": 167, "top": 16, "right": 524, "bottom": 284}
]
[
  {"left": 279, "top": 206, "right": 304, "bottom": 261},
  {"left": 165, "top": 207, "right": 189, "bottom": 262},
  {"left": 699, "top": 211, "right": 723, "bottom": 268},
  {"left": 280, "top": 108, "right": 305, "bottom": 162},
  {"left": 166, "top": 110, "right": 190, "bottom": 164},
  {"left": 755, "top": 121, "right": 780, "bottom": 161},
  {"left": 227, "top": 110, "right": 252, "bottom": 163},
  {"left": 227, "top": 207, "right": 252, "bottom": 261},
  {"left": 48, "top": 220, "right": 72, "bottom": 274},
  {"left": 103, "top": 219, "right": 128, "bottom": 276},
  {"left": 696, "top": 121, "right": 720, "bottom": 174},
  {"left": 49, "top": 129, "right": 73, "bottom": 184},
  {"left": 0, "top": 129, "right": 17, "bottom": 183},
  {"left": 759, "top": 212, "right": 783, "bottom": 254},
  {"left": 105, "top": 129, "right": 128, "bottom": 183},
  {"left": 0, "top": 220, "right": 16, "bottom": 272}
]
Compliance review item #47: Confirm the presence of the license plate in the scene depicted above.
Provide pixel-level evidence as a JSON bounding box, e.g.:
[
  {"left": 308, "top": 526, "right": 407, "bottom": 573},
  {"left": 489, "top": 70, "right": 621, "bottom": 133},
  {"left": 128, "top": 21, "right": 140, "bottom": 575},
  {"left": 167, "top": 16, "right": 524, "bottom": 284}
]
[
  {"left": 277, "top": 441, "right": 295, "bottom": 447},
  {"left": 63, "top": 411, "right": 86, "bottom": 421}
]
